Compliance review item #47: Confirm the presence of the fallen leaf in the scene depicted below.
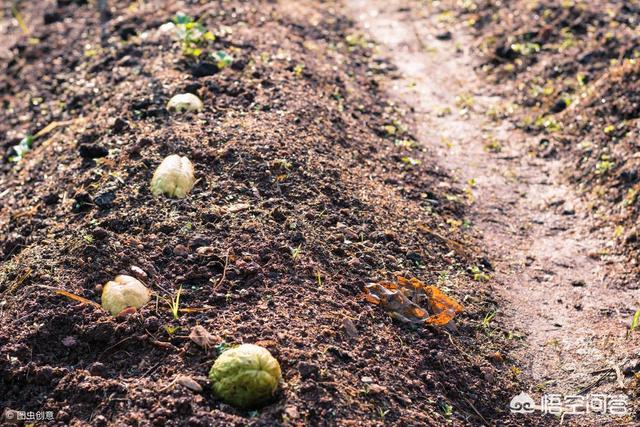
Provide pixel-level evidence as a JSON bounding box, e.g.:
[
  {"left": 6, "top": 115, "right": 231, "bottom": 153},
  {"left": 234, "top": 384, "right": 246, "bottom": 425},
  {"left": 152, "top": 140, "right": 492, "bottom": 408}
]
[
  {"left": 189, "top": 325, "right": 219, "bottom": 350},
  {"left": 364, "top": 276, "right": 463, "bottom": 326},
  {"left": 56, "top": 290, "right": 101, "bottom": 308}
]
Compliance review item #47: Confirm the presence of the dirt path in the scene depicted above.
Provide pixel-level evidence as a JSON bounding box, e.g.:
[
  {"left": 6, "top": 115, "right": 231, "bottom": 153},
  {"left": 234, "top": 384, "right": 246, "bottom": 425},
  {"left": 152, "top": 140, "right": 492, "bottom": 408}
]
[{"left": 348, "top": 1, "right": 638, "bottom": 423}]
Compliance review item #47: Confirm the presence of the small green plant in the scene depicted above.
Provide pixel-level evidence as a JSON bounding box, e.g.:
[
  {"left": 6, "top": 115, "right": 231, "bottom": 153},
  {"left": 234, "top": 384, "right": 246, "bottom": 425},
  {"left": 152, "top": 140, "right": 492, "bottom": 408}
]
[
  {"left": 168, "top": 286, "right": 183, "bottom": 320},
  {"left": 211, "top": 50, "right": 233, "bottom": 69},
  {"left": 455, "top": 93, "right": 474, "bottom": 108},
  {"left": 290, "top": 245, "right": 302, "bottom": 261},
  {"left": 377, "top": 407, "right": 390, "bottom": 420},
  {"left": 576, "top": 72, "right": 587, "bottom": 87},
  {"left": 173, "top": 12, "right": 215, "bottom": 57},
  {"left": 9, "top": 135, "right": 33, "bottom": 162},
  {"left": 470, "top": 265, "right": 490, "bottom": 282},
  {"left": 558, "top": 27, "right": 575, "bottom": 51},
  {"left": 439, "top": 402, "right": 453, "bottom": 418},
  {"left": 482, "top": 310, "right": 496, "bottom": 329},
  {"left": 511, "top": 42, "right": 541, "bottom": 56},
  {"left": 345, "top": 33, "right": 368, "bottom": 48},
  {"left": 401, "top": 156, "right": 421, "bottom": 166},
  {"left": 484, "top": 135, "right": 502, "bottom": 153},
  {"left": 595, "top": 156, "right": 615, "bottom": 175},
  {"left": 395, "top": 139, "right": 416, "bottom": 149},
  {"left": 164, "top": 324, "right": 180, "bottom": 335},
  {"left": 534, "top": 116, "right": 561, "bottom": 133}
]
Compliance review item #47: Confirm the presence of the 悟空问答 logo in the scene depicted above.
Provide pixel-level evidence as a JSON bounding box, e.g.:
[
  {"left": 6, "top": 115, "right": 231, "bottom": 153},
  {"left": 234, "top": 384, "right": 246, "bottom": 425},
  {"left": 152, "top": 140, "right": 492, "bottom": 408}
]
[{"left": 510, "top": 392, "right": 536, "bottom": 414}]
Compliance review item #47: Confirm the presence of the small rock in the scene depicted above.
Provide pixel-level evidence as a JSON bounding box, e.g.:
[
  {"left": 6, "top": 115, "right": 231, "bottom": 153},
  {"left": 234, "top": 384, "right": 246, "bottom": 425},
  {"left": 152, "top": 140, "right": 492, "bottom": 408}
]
[
  {"left": 111, "top": 117, "right": 129, "bottom": 134},
  {"left": 298, "top": 361, "right": 319, "bottom": 380},
  {"left": 173, "top": 244, "right": 189, "bottom": 257},
  {"left": 43, "top": 11, "right": 62, "bottom": 25},
  {"left": 62, "top": 336, "right": 77, "bottom": 347},
  {"left": 93, "top": 415, "right": 108, "bottom": 427},
  {"left": 94, "top": 191, "right": 115, "bottom": 208},
  {"left": 342, "top": 318, "right": 359, "bottom": 338},
  {"left": 116, "top": 306, "right": 137, "bottom": 320},
  {"left": 488, "top": 351, "right": 504, "bottom": 364},
  {"left": 361, "top": 376, "right": 374, "bottom": 383},
  {"left": 284, "top": 406, "right": 299, "bottom": 420},
  {"left": 89, "top": 361, "right": 107, "bottom": 377},
  {"left": 192, "top": 61, "right": 219, "bottom": 77},
  {"left": 435, "top": 31, "right": 452, "bottom": 40},
  {"left": 176, "top": 375, "right": 202, "bottom": 392},
  {"left": 42, "top": 192, "right": 60, "bottom": 205},
  {"left": 195, "top": 246, "right": 216, "bottom": 256},
  {"left": 93, "top": 227, "right": 109, "bottom": 240},
  {"left": 367, "top": 384, "right": 388, "bottom": 394},
  {"left": 347, "top": 257, "right": 361, "bottom": 268},
  {"left": 144, "top": 316, "right": 160, "bottom": 332},
  {"left": 130, "top": 266, "right": 147, "bottom": 278}
]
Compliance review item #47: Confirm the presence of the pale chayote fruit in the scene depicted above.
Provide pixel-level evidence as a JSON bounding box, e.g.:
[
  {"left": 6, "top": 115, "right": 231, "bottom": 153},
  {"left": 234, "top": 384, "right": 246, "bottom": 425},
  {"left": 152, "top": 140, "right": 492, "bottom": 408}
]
[
  {"left": 209, "top": 344, "right": 282, "bottom": 409},
  {"left": 150, "top": 155, "right": 195, "bottom": 198},
  {"left": 167, "top": 93, "right": 204, "bottom": 112},
  {"left": 101, "top": 275, "right": 151, "bottom": 316}
]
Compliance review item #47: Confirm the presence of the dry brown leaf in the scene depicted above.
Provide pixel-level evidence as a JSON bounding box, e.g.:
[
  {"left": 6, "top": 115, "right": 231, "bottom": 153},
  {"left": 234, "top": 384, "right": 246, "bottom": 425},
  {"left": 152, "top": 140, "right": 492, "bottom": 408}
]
[
  {"left": 189, "top": 325, "right": 219, "bottom": 350},
  {"left": 56, "top": 290, "right": 101, "bottom": 308},
  {"left": 364, "top": 276, "right": 463, "bottom": 326}
]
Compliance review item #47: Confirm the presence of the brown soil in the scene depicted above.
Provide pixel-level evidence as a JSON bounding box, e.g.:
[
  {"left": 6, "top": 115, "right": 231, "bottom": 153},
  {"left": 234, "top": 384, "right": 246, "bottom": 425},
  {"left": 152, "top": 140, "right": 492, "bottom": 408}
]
[{"left": 0, "top": 1, "right": 522, "bottom": 426}]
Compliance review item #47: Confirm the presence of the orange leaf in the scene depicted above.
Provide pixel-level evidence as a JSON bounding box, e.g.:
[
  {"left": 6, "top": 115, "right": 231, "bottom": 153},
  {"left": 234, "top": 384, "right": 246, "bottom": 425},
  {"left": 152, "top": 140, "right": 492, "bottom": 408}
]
[
  {"left": 364, "top": 293, "right": 381, "bottom": 304},
  {"left": 56, "top": 290, "right": 101, "bottom": 308},
  {"left": 424, "top": 285, "right": 463, "bottom": 315},
  {"left": 425, "top": 310, "right": 456, "bottom": 326}
]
